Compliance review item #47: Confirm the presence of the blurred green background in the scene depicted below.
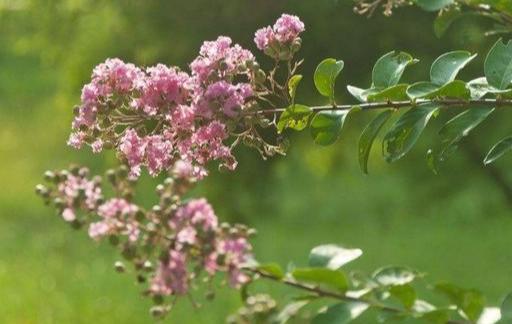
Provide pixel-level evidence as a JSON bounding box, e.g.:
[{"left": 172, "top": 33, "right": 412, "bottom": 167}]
[{"left": 1, "top": 0, "right": 512, "bottom": 323}]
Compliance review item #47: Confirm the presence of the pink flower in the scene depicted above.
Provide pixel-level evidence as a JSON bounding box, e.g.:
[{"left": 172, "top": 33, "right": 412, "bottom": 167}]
[
  {"left": 172, "top": 198, "right": 218, "bottom": 231},
  {"left": 254, "top": 14, "right": 305, "bottom": 56},
  {"left": 273, "top": 14, "right": 305, "bottom": 43},
  {"left": 91, "top": 58, "right": 144, "bottom": 95},
  {"left": 67, "top": 131, "right": 87, "bottom": 149},
  {"left": 119, "top": 129, "right": 147, "bottom": 178},
  {"left": 254, "top": 26, "right": 275, "bottom": 51},
  {"left": 145, "top": 135, "right": 173, "bottom": 177},
  {"left": 150, "top": 251, "right": 189, "bottom": 296},
  {"left": 89, "top": 198, "right": 139, "bottom": 241}
]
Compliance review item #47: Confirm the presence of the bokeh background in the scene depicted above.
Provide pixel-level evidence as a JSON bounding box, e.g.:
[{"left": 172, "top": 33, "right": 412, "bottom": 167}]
[{"left": 1, "top": 0, "right": 512, "bottom": 323}]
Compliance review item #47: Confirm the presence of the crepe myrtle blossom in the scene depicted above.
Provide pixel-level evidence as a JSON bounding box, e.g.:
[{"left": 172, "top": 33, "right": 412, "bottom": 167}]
[
  {"left": 66, "top": 14, "right": 301, "bottom": 179},
  {"left": 254, "top": 14, "right": 305, "bottom": 60}
]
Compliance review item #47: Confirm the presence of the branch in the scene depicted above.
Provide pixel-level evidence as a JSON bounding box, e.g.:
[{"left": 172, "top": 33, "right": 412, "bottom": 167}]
[
  {"left": 245, "top": 268, "right": 469, "bottom": 324},
  {"left": 256, "top": 98, "right": 512, "bottom": 115}
]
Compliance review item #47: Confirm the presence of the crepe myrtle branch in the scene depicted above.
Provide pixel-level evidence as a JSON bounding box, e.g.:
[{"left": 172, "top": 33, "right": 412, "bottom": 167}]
[
  {"left": 244, "top": 268, "right": 468, "bottom": 324},
  {"left": 255, "top": 98, "right": 512, "bottom": 116}
]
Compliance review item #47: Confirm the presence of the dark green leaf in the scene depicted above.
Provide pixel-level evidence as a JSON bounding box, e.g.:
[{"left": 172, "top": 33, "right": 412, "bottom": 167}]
[
  {"left": 372, "top": 51, "right": 416, "bottom": 88},
  {"left": 373, "top": 266, "right": 417, "bottom": 286},
  {"left": 435, "top": 282, "right": 485, "bottom": 321},
  {"left": 310, "top": 111, "right": 348, "bottom": 146},
  {"left": 367, "top": 84, "right": 409, "bottom": 102},
  {"left": 257, "top": 263, "right": 285, "bottom": 279},
  {"left": 433, "top": 80, "right": 470, "bottom": 99},
  {"left": 430, "top": 51, "right": 476, "bottom": 86},
  {"left": 420, "top": 309, "right": 450, "bottom": 324},
  {"left": 277, "top": 104, "right": 312, "bottom": 133},
  {"left": 359, "top": 110, "right": 394, "bottom": 174},
  {"left": 485, "top": 39, "right": 512, "bottom": 90},
  {"left": 434, "top": 8, "right": 462, "bottom": 38},
  {"left": 312, "top": 302, "right": 369, "bottom": 324},
  {"left": 314, "top": 58, "right": 344, "bottom": 99},
  {"left": 383, "top": 105, "right": 440, "bottom": 162},
  {"left": 288, "top": 74, "right": 303, "bottom": 101},
  {"left": 435, "top": 106, "right": 494, "bottom": 162},
  {"left": 309, "top": 244, "right": 363, "bottom": 270},
  {"left": 415, "top": 0, "right": 453, "bottom": 11},
  {"left": 389, "top": 284, "right": 416, "bottom": 309},
  {"left": 292, "top": 268, "right": 349, "bottom": 292},
  {"left": 484, "top": 136, "right": 512, "bottom": 165}
]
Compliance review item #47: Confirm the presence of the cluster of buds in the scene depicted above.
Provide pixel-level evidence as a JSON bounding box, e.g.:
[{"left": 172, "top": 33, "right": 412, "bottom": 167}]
[
  {"left": 67, "top": 13, "right": 305, "bottom": 180},
  {"left": 353, "top": 0, "right": 413, "bottom": 17},
  {"left": 36, "top": 165, "right": 255, "bottom": 318},
  {"left": 226, "top": 294, "right": 279, "bottom": 324}
]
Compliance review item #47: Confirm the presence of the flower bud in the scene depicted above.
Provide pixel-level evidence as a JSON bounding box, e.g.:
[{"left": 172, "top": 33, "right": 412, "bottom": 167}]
[
  {"left": 35, "top": 184, "right": 49, "bottom": 198},
  {"left": 44, "top": 171, "right": 56, "bottom": 182},
  {"left": 114, "top": 261, "right": 125, "bottom": 273}
]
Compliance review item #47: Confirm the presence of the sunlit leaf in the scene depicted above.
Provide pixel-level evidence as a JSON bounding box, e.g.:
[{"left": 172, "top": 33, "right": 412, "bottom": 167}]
[
  {"left": 477, "top": 307, "right": 501, "bottom": 324},
  {"left": 309, "top": 244, "right": 363, "bottom": 270},
  {"left": 314, "top": 58, "right": 344, "bottom": 99},
  {"left": 484, "top": 136, "right": 512, "bottom": 165},
  {"left": 288, "top": 74, "right": 303, "bottom": 101},
  {"left": 373, "top": 266, "right": 417, "bottom": 286},
  {"left": 359, "top": 110, "right": 394, "bottom": 174},
  {"left": 367, "top": 84, "right": 409, "bottom": 102},
  {"left": 275, "top": 300, "right": 309, "bottom": 324},
  {"left": 372, "top": 51, "right": 417, "bottom": 88},
  {"left": 277, "top": 104, "right": 312, "bottom": 133},
  {"left": 257, "top": 263, "right": 285, "bottom": 279},
  {"left": 292, "top": 268, "right": 349, "bottom": 292}
]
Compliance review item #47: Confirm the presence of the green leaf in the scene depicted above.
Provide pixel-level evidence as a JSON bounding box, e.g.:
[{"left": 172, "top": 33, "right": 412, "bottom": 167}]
[
  {"left": 485, "top": 39, "right": 512, "bottom": 90},
  {"left": 430, "top": 51, "right": 476, "bottom": 86},
  {"left": 373, "top": 266, "right": 417, "bottom": 286},
  {"left": 359, "top": 110, "right": 394, "bottom": 174},
  {"left": 288, "top": 74, "right": 303, "bottom": 101},
  {"left": 415, "top": 0, "right": 453, "bottom": 11},
  {"left": 309, "top": 244, "right": 363, "bottom": 270},
  {"left": 501, "top": 292, "right": 512, "bottom": 321},
  {"left": 435, "top": 106, "right": 494, "bottom": 162},
  {"left": 435, "top": 282, "right": 485, "bottom": 321},
  {"left": 312, "top": 302, "right": 369, "bottom": 324},
  {"left": 407, "top": 82, "right": 440, "bottom": 99},
  {"left": 347, "top": 85, "right": 380, "bottom": 103},
  {"left": 434, "top": 8, "right": 462, "bottom": 38},
  {"left": 314, "top": 59, "right": 344, "bottom": 99},
  {"left": 383, "top": 105, "right": 440, "bottom": 162},
  {"left": 372, "top": 51, "right": 417, "bottom": 88},
  {"left": 420, "top": 309, "right": 451, "bottom": 324},
  {"left": 485, "top": 136, "right": 512, "bottom": 164},
  {"left": 274, "top": 300, "right": 309, "bottom": 324},
  {"left": 292, "top": 268, "right": 349, "bottom": 292},
  {"left": 257, "top": 263, "right": 285, "bottom": 279},
  {"left": 389, "top": 284, "right": 416, "bottom": 309},
  {"left": 468, "top": 77, "right": 512, "bottom": 99},
  {"left": 310, "top": 111, "right": 348, "bottom": 146},
  {"left": 277, "top": 104, "right": 312, "bottom": 133},
  {"left": 367, "top": 84, "right": 409, "bottom": 102}
]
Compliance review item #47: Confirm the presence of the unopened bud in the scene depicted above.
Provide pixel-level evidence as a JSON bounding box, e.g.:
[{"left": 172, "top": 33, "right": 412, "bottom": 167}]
[
  {"left": 114, "top": 261, "right": 125, "bottom": 273},
  {"left": 44, "top": 171, "right": 56, "bottom": 182}
]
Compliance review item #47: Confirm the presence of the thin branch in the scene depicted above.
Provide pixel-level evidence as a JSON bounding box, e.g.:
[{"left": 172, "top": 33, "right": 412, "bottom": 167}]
[
  {"left": 245, "top": 268, "right": 469, "bottom": 324},
  {"left": 254, "top": 98, "right": 512, "bottom": 116}
]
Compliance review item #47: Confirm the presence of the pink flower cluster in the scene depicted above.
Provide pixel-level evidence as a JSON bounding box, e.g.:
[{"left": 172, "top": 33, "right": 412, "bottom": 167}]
[
  {"left": 68, "top": 35, "right": 257, "bottom": 179},
  {"left": 254, "top": 14, "right": 305, "bottom": 59},
  {"left": 150, "top": 199, "right": 252, "bottom": 297},
  {"left": 89, "top": 198, "right": 140, "bottom": 242},
  {"left": 56, "top": 169, "right": 103, "bottom": 222}
]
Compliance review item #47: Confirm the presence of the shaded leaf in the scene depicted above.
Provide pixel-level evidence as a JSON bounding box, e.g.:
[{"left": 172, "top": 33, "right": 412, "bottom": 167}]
[
  {"left": 485, "top": 39, "right": 512, "bottom": 90},
  {"left": 435, "top": 282, "right": 485, "bottom": 321},
  {"left": 501, "top": 292, "right": 512, "bottom": 321},
  {"left": 359, "top": 110, "right": 394, "bottom": 174},
  {"left": 309, "top": 244, "right": 363, "bottom": 270},
  {"left": 292, "top": 268, "right": 349, "bottom": 292},
  {"left": 277, "top": 104, "right": 312, "bottom": 133},
  {"left": 421, "top": 309, "right": 451, "bottom": 324},
  {"left": 312, "top": 302, "right": 369, "bottom": 324},
  {"left": 373, "top": 266, "right": 417, "bottom": 286},
  {"left": 415, "top": 0, "right": 454, "bottom": 11},
  {"left": 407, "top": 82, "right": 440, "bottom": 99},
  {"left": 372, "top": 51, "right": 417, "bottom": 88},
  {"left": 383, "top": 105, "right": 440, "bottom": 162},
  {"left": 434, "top": 8, "right": 462, "bottom": 38},
  {"left": 390, "top": 284, "right": 416, "bottom": 309},
  {"left": 314, "top": 58, "right": 344, "bottom": 99},
  {"left": 274, "top": 300, "right": 309, "bottom": 324},
  {"left": 430, "top": 51, "right": 476, "bottom": 86},
  {"left": 310, "top": 111, "right": 349, "bottom": 146},
  {"left": 484, "top": 136, "right": 512, "bottom": 165}
]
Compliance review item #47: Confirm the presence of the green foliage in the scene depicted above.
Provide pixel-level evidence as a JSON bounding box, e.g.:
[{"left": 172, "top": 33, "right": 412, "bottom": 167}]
[
  {"left": 308, "top": 244, "right": 362, "bottom": 270},
  {"left": 312, "top": 302, "right": 368, "bottom": 324},
  {"left": 414, "top": 0, "right": 454, "bottom": 12},
  {"left": 435, "top": 282, "right": 486, "bottom": 321},
  {"left": 372, "top": 266, "right": 417, "bottom": 286},
  {"left": 292, "top": 268, "right": 349, "bottom": 292},
  {"left": 310, "top": 111, "right": 348, "bottom": 145},
  {"left": 485, "top": 39, "right": 512, "bottom": 90},
  {"left": 484, "top": 136, "right": 512, "bottom": 164},
  {"left": 277, "top": 104, "right": 312, "bottom": 133},
  {"left": 358, "top": 109, "right": 394, "bottom": 174},
  {"left": 314, "top": 59, "right": 344, "bottom": 101}
]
